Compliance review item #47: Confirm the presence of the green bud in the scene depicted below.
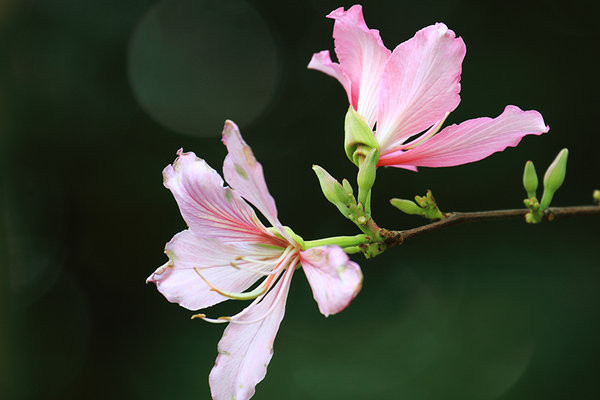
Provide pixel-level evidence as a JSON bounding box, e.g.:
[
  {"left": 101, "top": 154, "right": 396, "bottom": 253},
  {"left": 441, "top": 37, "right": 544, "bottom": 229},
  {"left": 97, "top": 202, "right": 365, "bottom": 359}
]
[
  {"left": 540, "top": 148, "right": 568, "bottom": 210},
  {"left": 390, "top": 198, "right": 425, "bottom": 216},
  {"left": 344, "top": 106, "right": 380, "bottom": 166},
  {"left": 522, "top": 160, "right": 538, "bottom": 198},
  {"left": 342, "top": 179, "right": 354, "bottom": 196},
  {"left": 593, "top": 189, "right": 600, "bottom": 203},
  {"left": 357, "top": 147, "right": 379, "bottom": 205},
  {"left": 312, "top": 165, "right": 354, "bottom": 214},
  {"left": 414, "top": 195, "right": 428, "bottom": 208}
]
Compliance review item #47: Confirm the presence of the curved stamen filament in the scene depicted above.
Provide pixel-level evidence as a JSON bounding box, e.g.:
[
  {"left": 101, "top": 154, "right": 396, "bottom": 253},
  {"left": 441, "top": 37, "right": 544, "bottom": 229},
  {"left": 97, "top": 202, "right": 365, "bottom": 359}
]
[
  {"left": 194, "top": 267, "right": 271, "bottom": 300},
  {"left": 227, "top": 258, "right": 297, "bottom": 325},
  {"left": 191, "top": 258, "right": 298, "bottom": 325},
  {"left": 190, "top": 314, "right": 229, "bottom": 323},
  {"left": 191, "top": 250, "right": 298, "bottom": 323},
  {"left": 228, "top": 261, "right": 276, "bottom": 276},
  {"left": 234, "top": 245, "right": 294, "bottom": 268},
  {"left": 192, "top": 246, "right": 295, "bottom": 301}
]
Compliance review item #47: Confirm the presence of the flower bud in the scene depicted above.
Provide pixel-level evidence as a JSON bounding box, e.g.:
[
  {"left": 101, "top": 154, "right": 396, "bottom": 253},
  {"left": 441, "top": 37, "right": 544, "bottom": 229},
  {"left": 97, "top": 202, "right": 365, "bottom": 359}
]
[
  {"left": 522, "top": 160, "right": 538, "bottom": 198},
  {"left": 593, "top": 189, "right": 600, "bottom": 204},
  {"left": 344, "top": 106, "right": 379, "bottom": 166},
  {"left": 342, "top": 179, "right": 354, "bottom": 196},
  {"left": 357, "top": 147, "right": 379, "bottom": 204},
  {"left": 414, "top": 195, "right": 428, "bottom": 208},
  {"left": 540, "top": 148, "right": 568, "bottom": 210},
  {"left": 390, "top": 198, "right": 425, "bottom": 216},
  {"left": 313, "top": 165, "right": 354, "bottom": 215}
]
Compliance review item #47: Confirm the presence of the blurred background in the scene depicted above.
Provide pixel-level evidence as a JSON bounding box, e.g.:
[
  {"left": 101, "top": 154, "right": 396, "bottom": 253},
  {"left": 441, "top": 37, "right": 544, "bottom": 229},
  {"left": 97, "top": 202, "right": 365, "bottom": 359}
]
[{"left": 1, "top": 0, "right": 599, "bottom": 399}]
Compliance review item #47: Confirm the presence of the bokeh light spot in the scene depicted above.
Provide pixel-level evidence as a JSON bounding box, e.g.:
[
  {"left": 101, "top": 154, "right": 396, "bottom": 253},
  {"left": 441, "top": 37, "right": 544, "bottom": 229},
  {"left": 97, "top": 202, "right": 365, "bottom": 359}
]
[{"left": 128, "top": 0, "right": 280, "bottom": 137}]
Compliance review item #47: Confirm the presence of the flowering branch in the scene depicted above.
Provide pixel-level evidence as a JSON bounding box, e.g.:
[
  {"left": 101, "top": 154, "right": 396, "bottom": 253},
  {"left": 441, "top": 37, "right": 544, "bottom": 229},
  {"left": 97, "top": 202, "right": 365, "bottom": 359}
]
[
  {"left": 148, "top": 5, "right": 600, "bottom": 400},
  {"left": 379, "top": 205, "right": 600, "bottom": 247}
]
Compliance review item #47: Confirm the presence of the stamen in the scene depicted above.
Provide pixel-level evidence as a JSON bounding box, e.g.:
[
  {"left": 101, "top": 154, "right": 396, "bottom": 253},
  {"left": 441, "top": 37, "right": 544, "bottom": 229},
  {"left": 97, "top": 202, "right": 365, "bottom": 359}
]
[
  {"left": 190, "top": 313, "right": 230, "bottom": 324},
  {"left": 228, "top": 261, "right": 275, "bottom": 276},
  {"left": 227, "top": 257, "right": 298, "bottom": 325},
  {"left": 192, "top": 246, "right": 295, "bottom": 301},
  {"left": 194, "top": 268, "right": 268, "bottom": 300},
  {"left": 235, "top": 246, "right": 294, "bottom": 268},
  {"left": 190, "top": 252, "right": 299, "bottom": 325}
]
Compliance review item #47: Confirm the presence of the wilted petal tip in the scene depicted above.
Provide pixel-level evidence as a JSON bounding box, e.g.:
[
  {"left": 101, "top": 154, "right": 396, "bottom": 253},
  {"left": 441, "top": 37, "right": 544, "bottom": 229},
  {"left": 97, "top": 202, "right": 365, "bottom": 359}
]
[{"left": 222, "top": 120, "right": 241, "bottom": 143}]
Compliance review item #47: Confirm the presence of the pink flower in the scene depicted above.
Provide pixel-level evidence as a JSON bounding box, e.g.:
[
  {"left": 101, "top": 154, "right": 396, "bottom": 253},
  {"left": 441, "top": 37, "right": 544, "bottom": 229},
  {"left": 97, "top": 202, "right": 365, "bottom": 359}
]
[
  {"left": 309, "top": 5, "right": 549, "bottom": 170},
  {"left": 147, "top": 121, "right": 362, "bottom": 400}
]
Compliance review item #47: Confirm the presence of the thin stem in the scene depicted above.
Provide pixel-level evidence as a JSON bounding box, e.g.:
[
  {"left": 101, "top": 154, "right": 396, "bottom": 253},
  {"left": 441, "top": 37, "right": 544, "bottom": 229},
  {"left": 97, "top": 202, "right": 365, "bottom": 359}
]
[
  {"left": 304, "top": 234, "right": 370, "bottom": 249},
  {"left": 380, "top": 205, "right": 600, "bottom": 247}
]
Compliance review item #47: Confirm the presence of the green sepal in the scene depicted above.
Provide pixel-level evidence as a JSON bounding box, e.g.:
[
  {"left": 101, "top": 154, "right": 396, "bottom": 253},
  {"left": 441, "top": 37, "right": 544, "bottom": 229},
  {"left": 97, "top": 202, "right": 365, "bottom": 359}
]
[
  {"left": 344, "top": 106, "right": 379, "bottom": 166},
  {"left": 267, "top": 226, "right": 305, "bottom": 249}
]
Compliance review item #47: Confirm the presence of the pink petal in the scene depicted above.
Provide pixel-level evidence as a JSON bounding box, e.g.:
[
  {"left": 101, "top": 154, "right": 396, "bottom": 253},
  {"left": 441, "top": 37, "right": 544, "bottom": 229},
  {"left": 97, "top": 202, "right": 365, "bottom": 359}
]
[
  {"left": 300, "top": 246, "right": 363, "bottom": 317},
  {"left": 163, "top": 149, "right": 280, "bottom": 245},
  {"left": 209, "top": 265, "right": 295, "bottom": 400},
  {"left": 376, "top": 23, "right": 466, "bottom": 151},
  {"left": 378, "top": 105, "right": 549, "bottom": 168},
  {"left": 147, "top": 230, "right": 282, "bottom": 310},
  {"left": 307, "top": 50, "right": 352, "bottom": 104},
  {"left": 326, "top": 5, "right": 391, "bottom": 127},
  {"left": 222, "top": 120, "right": 290, "bottom": 241}
]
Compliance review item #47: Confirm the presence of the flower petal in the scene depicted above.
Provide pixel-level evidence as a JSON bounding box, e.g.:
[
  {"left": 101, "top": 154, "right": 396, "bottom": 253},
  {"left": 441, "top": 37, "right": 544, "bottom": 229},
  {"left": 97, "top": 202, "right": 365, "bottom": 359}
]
[
  {"left": 222, "top": 120, "right": 290, "bottom": 241},
  {"left": 376, "top": 23, "right": 466, "bottom": 151},
  {"left": 163, "top": 149, "right": 280, "bottom": 245},
  {"left": 326, "top": 5, "right": 391, "bottom": 127},
  {"left": 378, "top": 105, "right": 549, "bottom": 168},
  {"left": 147, "top": 230, "right": 282, "bottom": 310},
  {"left": 300, "top": 246, "right": 363, "bottom": 317},
  {"left": 307, "top": 50, "right": 352, "bottom": 104},
  {"left": 209, "top": 265, "right": 295, "bottom": 400}
]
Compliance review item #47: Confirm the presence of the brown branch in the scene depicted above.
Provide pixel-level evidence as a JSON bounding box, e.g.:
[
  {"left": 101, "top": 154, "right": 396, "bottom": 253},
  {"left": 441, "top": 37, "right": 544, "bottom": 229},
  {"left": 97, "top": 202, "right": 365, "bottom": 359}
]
[{"left": 380, "top": 205, "right": 600, "bottom": 247}]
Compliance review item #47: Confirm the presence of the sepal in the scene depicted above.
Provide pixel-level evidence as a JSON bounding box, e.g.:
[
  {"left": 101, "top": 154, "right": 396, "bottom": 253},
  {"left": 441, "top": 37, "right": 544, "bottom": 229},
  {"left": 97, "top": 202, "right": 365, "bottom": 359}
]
[{"left": 344, "top": 106, "right": 380, "bottom": 166}]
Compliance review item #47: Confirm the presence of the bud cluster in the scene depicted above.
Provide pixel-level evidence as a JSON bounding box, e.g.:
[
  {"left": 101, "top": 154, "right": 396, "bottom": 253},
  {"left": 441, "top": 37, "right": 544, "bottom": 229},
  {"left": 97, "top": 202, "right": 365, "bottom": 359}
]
[
  {"left": 390, "top": 190, "right": 445, "bottom": 220},
  {"left": 522, "top": 148, "right": 569, "bottom": 223}
]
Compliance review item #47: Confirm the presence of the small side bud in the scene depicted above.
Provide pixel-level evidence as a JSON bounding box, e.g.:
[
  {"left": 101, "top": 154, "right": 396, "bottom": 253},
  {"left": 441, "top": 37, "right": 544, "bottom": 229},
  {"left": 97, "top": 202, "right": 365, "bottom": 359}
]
[
  {"left": 398, "top": 190, "right": 445, "bottom": 220},
  {"left": 593, "top": 189, "right": 600, "bottom": 204},
  {"left": 313, "top": 165, "right": 354, "bottom": 214},
  {"left": 344, "top": 106, "right": 380, "bottom": 166},
  {"left": 390, "top": 198, "right": 425, "bottom": 216},
  {"left": 342, "top": 179, "right": 354, "bottom": 196},
  {"left": 540, "top": 148, "right": 568, "bottom": 210},
  {"left": 522, "top": 160, "right": 538, "bottom": 198},
  {"left": 414, "top": 195, "right": 428, "bottom": 208}
]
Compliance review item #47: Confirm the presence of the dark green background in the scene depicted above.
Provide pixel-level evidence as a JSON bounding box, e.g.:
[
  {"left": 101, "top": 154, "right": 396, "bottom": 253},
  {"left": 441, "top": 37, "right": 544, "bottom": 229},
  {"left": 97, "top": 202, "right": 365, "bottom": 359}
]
[{"left": 1, "top": 0, "right": 599, "bottom": 399}]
